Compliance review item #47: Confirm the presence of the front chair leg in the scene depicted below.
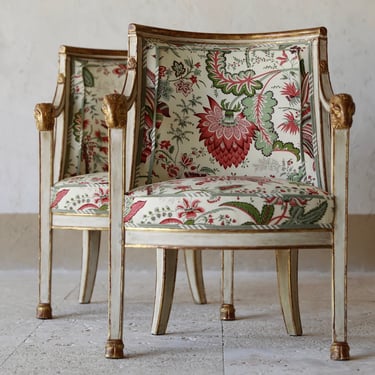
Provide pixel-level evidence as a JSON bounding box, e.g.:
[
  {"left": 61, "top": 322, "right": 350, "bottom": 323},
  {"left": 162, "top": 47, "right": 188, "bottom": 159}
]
[
  {"left": 151, "top": 248, "right": 178, "bottom": 335},
  {"left": 221, "top": 250, "right": 235, "bottom": 320},
  {"left": 330, "top": 241, "right": 350, "bottom": 360},
  {"left": 105, "top": 232, "right": 125, "bottom": 359},
  {"left": 36, "top": 223, "right": 53, "bottom": 319},
  {"left": 79, "top": 230, "right": 101, "bottom": 304},
  {"left": 275, "top": 249, "right": 302, "bottom": 336},
  {"left": 184, "top": 249, "right": 207, "bottom": 304}
]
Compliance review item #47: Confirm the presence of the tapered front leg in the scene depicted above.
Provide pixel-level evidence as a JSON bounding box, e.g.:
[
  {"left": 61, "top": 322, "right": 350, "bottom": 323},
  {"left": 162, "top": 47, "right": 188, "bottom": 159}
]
[
  {"left": 36, "top": 126, "right": 54, "bottom": 320},
  {"left": 79, "top": 230, "right": 101, "bottom": 304},
  {"left": 151, "top": 248, "right": 178, "bottom": 335},
  {"left": 220, "top": 250, "right": 235, "bottom": 320},
  {"left": 275, "top": 249, "right": 302, "bottom": 336},
  {"left": 37, "top": 219, "right": 53, "bottom": 319},
  {"left": 105, "top": 227, "right": 125, "bottom": 359},
  {"left": 184, "top": 249, "right": 207, "bottom": 304}
]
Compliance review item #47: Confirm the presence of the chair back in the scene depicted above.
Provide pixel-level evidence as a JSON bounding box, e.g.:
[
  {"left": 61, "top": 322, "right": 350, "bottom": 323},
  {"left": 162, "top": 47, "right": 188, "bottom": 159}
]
[
  {"left": 53, "top": 46, "right": 127, "bottom": 180},
  {"left": 127, "top": 25, "right": 332, "bottom": 191}
]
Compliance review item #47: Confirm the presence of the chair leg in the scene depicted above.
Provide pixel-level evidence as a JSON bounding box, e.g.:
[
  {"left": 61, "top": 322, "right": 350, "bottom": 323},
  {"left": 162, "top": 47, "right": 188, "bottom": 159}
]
[
  {"left": 220, "top": 250, "right": 235, "bottom": 320},
  {"left": 330, "top": 241, "right": 350, "bottom": 360},
  {"left": 79, "top": 230, "right": 101, "bottom": 304},
  {"left": 151, "top": 248, "right": 178, "bottom": 335},
  {"left": 184, "top": 249, "right": 207, "bottom": 304},
  {"left": 36, "top": 221, "right": 53, "bottom": 319},
  {"left": 275, "top": 249, "right": 302, "bottom": 336},
  {"left": 105, "top": 230, "right": 125, "bottom": 359}
]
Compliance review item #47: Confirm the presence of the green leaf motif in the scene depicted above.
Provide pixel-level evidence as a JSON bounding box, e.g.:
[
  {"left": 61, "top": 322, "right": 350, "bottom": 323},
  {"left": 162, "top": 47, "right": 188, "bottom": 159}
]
[
  {"left": 71, "top": 111, "right": 82, "bottom": 143},
  {"left": 206, "top": 50, "right": 263, "bottom": 96},
  {"left": 273, "top": 140, "right": 301, "bottom": 161},
  {"left": 82, "top": 67, "right": 95, "bottom": 87},
  {"left": 242, "top": 91, "right": 278, "bottom": 156},
  {"left": 220, "top": 201, "right": 274, "bottom": 225},
  {"left": 285, "top": 201, "right": 328, "bottom": 226}
]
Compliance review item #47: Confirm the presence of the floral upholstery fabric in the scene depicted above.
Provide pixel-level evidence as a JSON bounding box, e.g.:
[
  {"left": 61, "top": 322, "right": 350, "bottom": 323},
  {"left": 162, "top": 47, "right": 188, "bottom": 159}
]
[
  {"left": 51, "top": 173, "right": 333, "bottom": 230},
  {"left": 134, "top": 40, "right": 322, "bottom": 189},
  {"left": 52, "top": 38, "right": 332, "bottom": 232},
  {"left": 64, "top": 57, "right": 127, "bottom": 178},
  {"left": 51, "top": 173, "right": 108, "bottom": 215},
  {"left": 125, "top": 176, "right": 333, "bottom": 230}
]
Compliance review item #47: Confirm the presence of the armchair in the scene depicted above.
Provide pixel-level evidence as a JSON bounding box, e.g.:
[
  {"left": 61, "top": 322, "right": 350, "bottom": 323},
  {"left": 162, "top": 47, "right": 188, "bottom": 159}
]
[
  {"left": 34, "top": 46, "right": 206, "bottom": 322},
  {"left": 104, "top": 24, "right": 355, "bottom": 361}
]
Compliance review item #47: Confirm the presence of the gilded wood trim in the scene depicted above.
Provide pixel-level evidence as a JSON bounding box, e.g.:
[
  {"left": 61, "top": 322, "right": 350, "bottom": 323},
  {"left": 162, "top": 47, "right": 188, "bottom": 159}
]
[
  {"left": 129, "top": 23, "right": 326, "bottom": 42},
  {"left": 34, "top": 103, "right": 55, "bottom": 132},
  {"left": 330, "top": 94, "right": 355, "bottom": 129}
]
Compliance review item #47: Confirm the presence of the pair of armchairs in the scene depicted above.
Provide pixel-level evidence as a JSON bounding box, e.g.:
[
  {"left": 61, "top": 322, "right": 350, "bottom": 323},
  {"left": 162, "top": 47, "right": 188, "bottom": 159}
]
[{"left": 35, "top": 25, "right": 355, "bottom": 361}]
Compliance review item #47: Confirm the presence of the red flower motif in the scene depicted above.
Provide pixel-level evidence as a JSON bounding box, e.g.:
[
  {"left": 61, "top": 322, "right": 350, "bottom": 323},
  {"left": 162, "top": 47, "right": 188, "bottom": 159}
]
[
  {"left": 190, "top": 75, "right": 198, "bottom": 84},
  {"left": 159, "top": 66, "right": 167, "bottom": 78},
  {"left": 160, "top": 140, "right": 171, "bottom": 149},
  {"left": 93, "top": 187, "right": 109, "bottom": 206},
  {"left": 180, "top": 153, "right": 193, "bottom": 168},
  {"left": 177, "top": 198, "right": 205, "bottom": 220},
  {"left": 276, "top": 50, "right": 289, "bottom": 66},
  {"left": 112, "top": 64, "right": 127, "bottom": 77},
  {"left": 174, "top": 79, "right": 193, "bottom": 97},
  {"left": 166, "top": 164, "right": 179, "bottom": 178},
  {"left": 279, "top": 112, "right": 299, "bottom": 134},
  {"left": 281, "top": 82, "right": 300, "bottom": 101},
  {"left": 196, "top": 96, "right": 257, "bottom": 168}
]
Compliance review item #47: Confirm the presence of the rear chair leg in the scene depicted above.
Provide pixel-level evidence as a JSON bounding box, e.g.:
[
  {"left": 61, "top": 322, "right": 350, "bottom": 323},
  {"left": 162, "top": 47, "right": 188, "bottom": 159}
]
[
  {"left": 276, "top": 249, "right": 302, "bottom": 336},
  {"left": 79, "top": 230, "right": 101, "bottom": 304},
  {"left": 221, "top": 250, "right": 235, "bottom": 320},
  {"left": 151, "top": 248, "right": 178, "bottom": 335},
  {"left": 184, "top": 249, "right": 207, "bottom": 304}
]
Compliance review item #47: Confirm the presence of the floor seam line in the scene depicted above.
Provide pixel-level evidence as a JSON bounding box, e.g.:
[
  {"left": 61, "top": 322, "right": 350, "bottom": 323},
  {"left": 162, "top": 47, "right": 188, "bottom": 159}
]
[
  {"left": 0, "top": 320, "right": 44, "bottom": 368},
  {"left": 221, "top": 320, "right": 225, "bottom": 375}
]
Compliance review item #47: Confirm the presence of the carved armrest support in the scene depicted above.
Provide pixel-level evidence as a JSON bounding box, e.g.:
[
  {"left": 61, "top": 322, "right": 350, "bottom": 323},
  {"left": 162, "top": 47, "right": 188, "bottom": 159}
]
[
  {"left": 330, "top": 94, "right": 355, "bottom": 130},
  {"left": 34, "top": 103, "right": 55, "bottom": 131},
  {"left": 102, "top": 94, "right": 128, "bottom": 129}
]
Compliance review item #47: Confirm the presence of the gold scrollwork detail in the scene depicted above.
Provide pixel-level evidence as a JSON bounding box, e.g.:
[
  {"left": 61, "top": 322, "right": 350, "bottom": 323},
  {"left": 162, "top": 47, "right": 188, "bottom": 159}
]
[
  {"left": 34, "top": 103, "right": 55, "bottom": 131},
  {"left": 127, "top": 57, "right": 137, "bottom": 70},
  {"left": 57, "top": 73, "right": 65, "bottom": 84},
  {"left": 320, "top": 60, "right": 328, "bottom": 73},
  {"left": 102, "top": 94, "right": 128, "bottom": 129},
  {"left": 330, "top": 94, "right": 355, "bottom": 129}
]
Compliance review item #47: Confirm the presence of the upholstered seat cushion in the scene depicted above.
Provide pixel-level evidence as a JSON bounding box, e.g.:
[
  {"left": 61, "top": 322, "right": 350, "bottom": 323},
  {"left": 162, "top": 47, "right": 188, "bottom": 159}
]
[
  {"left": 51, "top": 173, "right": 333, "bottom": 230},
  {"left": 51, "top": 173, "right": 109, "bottom": 215}
]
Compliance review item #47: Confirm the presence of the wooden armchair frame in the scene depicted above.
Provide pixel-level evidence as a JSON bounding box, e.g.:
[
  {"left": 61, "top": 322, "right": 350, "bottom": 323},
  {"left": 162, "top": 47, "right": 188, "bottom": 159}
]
[{"left": 104, "top": 24, "right": 354, "bottom": 361}]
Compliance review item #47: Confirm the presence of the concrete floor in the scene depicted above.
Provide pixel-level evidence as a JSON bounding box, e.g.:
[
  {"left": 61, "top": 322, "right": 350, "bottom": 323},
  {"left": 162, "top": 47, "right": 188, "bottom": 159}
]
[{"left": 1, "top": 269, "right": 375, "bottom": 374}]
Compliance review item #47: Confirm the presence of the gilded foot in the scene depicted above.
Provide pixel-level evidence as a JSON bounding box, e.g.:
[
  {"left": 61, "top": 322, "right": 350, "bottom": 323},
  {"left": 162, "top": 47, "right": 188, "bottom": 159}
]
[
  {"left": 36, "top": 303, "right": 52, "bottom": 319},
  {"left": 330, "top": 341, "right": 350, "bottom": 360},
  {"left": 105, "top": 339, "right": 124, "bottom": 359},
  {"left": 220, "top": 303, "right": 235, "bottom": 321}
]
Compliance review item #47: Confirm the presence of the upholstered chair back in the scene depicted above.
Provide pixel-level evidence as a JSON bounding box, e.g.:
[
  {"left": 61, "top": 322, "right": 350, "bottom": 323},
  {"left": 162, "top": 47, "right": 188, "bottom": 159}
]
[
  {"left": 130, "top": 28, "right": 329, "bottom": 191},
  {"left": 59, "top": 50, "right": 127, "bottom": 178}
]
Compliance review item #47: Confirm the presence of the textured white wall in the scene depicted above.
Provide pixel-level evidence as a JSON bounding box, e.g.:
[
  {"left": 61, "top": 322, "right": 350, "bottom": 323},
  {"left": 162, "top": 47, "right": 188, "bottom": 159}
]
[{"left": 0, "top": 0, "right": 373, "bottom": 213}]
